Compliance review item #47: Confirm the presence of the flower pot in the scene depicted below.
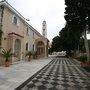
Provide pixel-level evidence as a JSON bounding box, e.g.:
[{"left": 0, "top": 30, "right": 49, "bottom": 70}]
[
  {"left": 5, "top": 61, "right": 10, "bottom": 67},
  {"left": 81, "top": 62, "right": 87, "bottom": 67}
]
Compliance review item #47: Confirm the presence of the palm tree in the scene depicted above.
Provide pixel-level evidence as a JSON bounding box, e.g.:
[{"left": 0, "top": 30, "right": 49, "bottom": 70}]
[
  {"left": 25, "top": 51, "right": 32, "bottom": 61},
  {"left": 0, "top": 48, "right": 13, "bottom": 61},
  {"left": 0, "top": 48, "right": 13, "bottom": 67},
  {"left": 32, "top": 51, "right": 37, "bottom": 59}
]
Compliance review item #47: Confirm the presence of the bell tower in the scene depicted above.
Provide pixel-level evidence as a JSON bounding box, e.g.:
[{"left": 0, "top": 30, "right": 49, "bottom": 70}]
[{"left": 42, "top": 20, "right": 47, "bottom": 38}]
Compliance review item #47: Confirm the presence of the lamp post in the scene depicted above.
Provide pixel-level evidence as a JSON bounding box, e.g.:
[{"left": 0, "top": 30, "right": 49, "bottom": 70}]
[{"left": 25, "top": 19, "right": 30, "bottom": 21}]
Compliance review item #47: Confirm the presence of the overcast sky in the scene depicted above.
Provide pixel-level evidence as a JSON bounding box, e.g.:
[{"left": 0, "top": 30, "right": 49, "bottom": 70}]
[
  {"left": 3, "top": 0, "right": 66, "bottom": 41},
  {"left": 2, "top": 0, "right": 90, "bottom": 41}
]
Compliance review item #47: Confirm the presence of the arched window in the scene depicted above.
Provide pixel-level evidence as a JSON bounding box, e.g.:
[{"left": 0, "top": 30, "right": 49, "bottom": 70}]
[
  {"left": 26, "top": 27, "right": 29, "bottom": 35},
  {"left": 33, "top": 44, "right": 34, "bottom": 51},
  {"left": 12, "top": 15, "right": 19, "bottom": 26},
  {"left": 38, "top": 41, "right": 44, "bottom": 46},
  {"left": 14, "top": 16, "right": 17, "bottom": 25},
  {"left": 26, "top": 43, "right": 28, "bottom": 51}
]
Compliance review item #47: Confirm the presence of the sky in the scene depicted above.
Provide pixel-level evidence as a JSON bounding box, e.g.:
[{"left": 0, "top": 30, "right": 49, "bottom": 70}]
[{"left": 2, "top": 0, "right": 66, "bottom": 42}]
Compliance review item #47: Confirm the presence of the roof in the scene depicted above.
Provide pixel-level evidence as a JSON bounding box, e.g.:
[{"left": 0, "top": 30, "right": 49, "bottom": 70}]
[{"left": 8, "top": 32, "right": 24, "bottom": 38}]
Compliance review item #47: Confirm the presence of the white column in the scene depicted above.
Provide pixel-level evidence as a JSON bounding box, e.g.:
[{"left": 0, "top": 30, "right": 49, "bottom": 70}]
[
  {"left": 45, "top": 46, "right": 47, "bottom": 58},
  {"left": 12, "top": 37, "right": 15, "bottom": 63}
]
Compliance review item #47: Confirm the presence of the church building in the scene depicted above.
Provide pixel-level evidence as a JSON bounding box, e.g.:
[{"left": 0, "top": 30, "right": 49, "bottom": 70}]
[{"left": 0, "top": 0, "right": 49, "bottom": 65}]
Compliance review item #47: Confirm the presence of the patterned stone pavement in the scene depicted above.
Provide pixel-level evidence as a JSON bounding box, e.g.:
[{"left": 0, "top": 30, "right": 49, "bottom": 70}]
[{"left": 15, "top": 57, "right": 90, "bottom": 90}]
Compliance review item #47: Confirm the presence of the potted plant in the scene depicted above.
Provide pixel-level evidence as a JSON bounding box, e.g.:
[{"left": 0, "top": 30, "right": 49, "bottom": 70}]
[
  {"left": 32, "top": 51, "right": 37, "bottom": 59},
  {"left": 25, "top": 51, "right": 32, "bottom": 61},
  {"left": 77, "top": 55, "right": 90, "bottom": 72},
  {"left": 78, "top": 55, "right": 87, "bottom": 67},
  {"left": 0, "top": 48, "right": 13, "bottom": 67}
]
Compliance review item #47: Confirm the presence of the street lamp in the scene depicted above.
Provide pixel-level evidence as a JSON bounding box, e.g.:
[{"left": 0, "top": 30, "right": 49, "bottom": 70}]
[{"left": 25, "top": 19, "right": 30, "bottom": 21}]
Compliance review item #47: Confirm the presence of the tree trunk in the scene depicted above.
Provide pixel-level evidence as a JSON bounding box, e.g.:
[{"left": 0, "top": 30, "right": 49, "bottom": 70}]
[{"left": 83, "top": 30, "right": 90, "bottom": 61}]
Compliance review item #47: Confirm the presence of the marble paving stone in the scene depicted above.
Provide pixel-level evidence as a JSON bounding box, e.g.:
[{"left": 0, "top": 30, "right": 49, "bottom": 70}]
[
  {"left": 0, "top": 58, "right": 51, "bottom": 90},
  {"left": 15, "top": 58, "right": 90, "bottom": 90}
]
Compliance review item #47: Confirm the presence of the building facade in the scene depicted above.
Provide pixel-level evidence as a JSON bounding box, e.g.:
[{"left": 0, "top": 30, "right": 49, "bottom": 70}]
[{"left": 0, "top": 1, "right": 49, "bottom": 65}]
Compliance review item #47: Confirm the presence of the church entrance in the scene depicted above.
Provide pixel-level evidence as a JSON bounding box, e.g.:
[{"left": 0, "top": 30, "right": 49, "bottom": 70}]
[
  {"left": 37, "top": 41, "right": 45, "bottom": 58},
  {"left": 14, "top": 39, "right": 21, "bottom": 60}
]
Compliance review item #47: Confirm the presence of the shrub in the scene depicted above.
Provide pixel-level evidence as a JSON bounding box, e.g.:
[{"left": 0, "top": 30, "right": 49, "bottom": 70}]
[
  {"left": 78, "top": 55, "right": 87, "bottom": 63},
  {"left": 25, "top": 51, "right": 32, "bottom": 61},
  {"left": 0, "top": 48, "right": 13, "bottom": 62},
  {"left": 32, "top": 51, "right": 37, "bottom": 59}
]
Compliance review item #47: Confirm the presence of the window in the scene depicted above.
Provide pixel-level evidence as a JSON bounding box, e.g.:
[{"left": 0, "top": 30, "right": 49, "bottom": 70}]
[
  {"left": 14, "top": 16, "right": 17, "bottom": 25},
  {"left": 26, "top": 43, "right": 28, "bottom": 51},
  {"left": 43, "top": 24, "right": 45, "bottom": 26},
  {"left": 0, "top": 11, "right": 1, "bottom": 23},
  {"left": 12, "top": 15, "right": 19, "bottom": 26},
  {"left": 43, "top": 29, "right": 45, "bottom": 31},
  {"left": 33, "top": 32, "right": 34, "bottom": 38},
  {"left": 26, "top": 27, "right": 29, "bottom": 35},
  {"left": 33, "top": 44, "right": 34, "bottom": 51}
]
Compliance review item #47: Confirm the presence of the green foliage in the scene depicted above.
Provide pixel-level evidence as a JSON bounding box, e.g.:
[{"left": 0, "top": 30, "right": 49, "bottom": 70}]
[
  {"left": 65, "top": 0, "right": 88, "bottom": 26},
  {"left": 50, "top": 24, "right": 82, "bottom": 56},
  {"left": 50, "top": 36, "right": 61, "bottom": 52},
  {"left": 25, "top": 51, "right": 34, "bottom": 61},
  {"left": 25, "top": 51, "right": 32, "bottom": 57},
  {"left": 0, "top": 48, "right": 13, "bottom": 62},
  {"left": 49, "top": 0, "right": 90, "bottom": 57},
  {"left": 58, "top": 24, "right": 81, "bottom": 56},
  {"left": 64, "top": 0, "right": 90, "bottom": 31},
  {"left": 79, "top": 37, "right": 85, "bottom": 53},
  {"left": 77, "top": 55, "right": 87, "bottom": 62},
  {"left": 63, "top": 0, "right": 90, "bottom": 57},
  {"left": 31, "top": 51, "right": 37, "bottom": 59},
  {"left": 25, "top": 51, "right": 37, "bottom": 59}
]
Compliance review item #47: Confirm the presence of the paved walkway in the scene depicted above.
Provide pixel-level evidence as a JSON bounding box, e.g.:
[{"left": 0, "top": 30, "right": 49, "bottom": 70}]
[
  {"left": 0, "top": 58, "right": 51, "bottom": 90},
  {"left": 15, "top": 57, "right": 90, "bottom": 90}
]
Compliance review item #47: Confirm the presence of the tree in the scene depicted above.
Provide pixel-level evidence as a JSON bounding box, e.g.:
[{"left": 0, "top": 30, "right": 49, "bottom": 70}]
[
  {"left": 79, "top": 37, "right": 90, "bottom": 52},
  {"left": 78, "top": 37, "right": 85, "bottom": 53},
  {"left": 50, "top": 36, "right": 61, "bottom": 53},
  {"left": 59, "top": 24, "right": 81, "bottom": 57},
  {"left": 64, "top": 0, "right": 90, "bottom": 61},
  {"left": 0, "top": 48, "right": 13, "bottom": 67},
  {"left": 0, "top": 48, "right": 13, "bottom": 62}
]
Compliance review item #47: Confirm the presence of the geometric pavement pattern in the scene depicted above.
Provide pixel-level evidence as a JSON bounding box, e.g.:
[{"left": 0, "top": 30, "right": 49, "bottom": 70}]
[{"left": 15, "top": 57, "right": 90, "bottom": 90}]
